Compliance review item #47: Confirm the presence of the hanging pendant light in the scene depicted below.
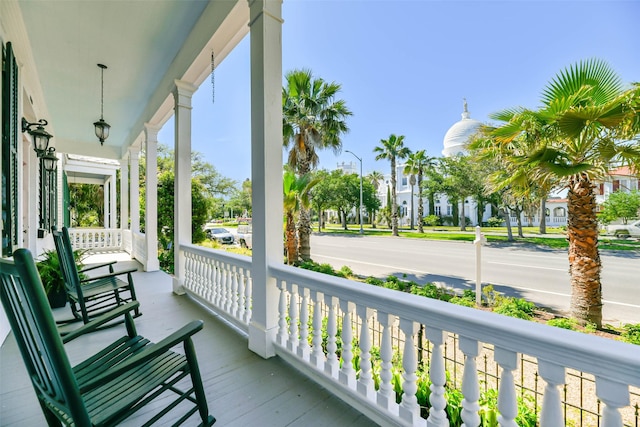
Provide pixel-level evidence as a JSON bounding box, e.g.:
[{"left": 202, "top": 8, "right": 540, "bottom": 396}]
[{"left": 93, "top": 63, "right": 111, "bottom": 145}]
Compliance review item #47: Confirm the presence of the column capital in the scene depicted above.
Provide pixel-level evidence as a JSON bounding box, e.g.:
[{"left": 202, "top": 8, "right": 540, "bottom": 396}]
[
  {"left": 129, "top": 146, "right": 141, "bottom": 160},
  {"left": 248, "top": 0, "right": 284, "bottom": 26},
  {"left": 144, "top": 122, "right": 161, "bottom": 142},
  {"left": 173, "top": 80, "right": 196, "bottom": 109}
]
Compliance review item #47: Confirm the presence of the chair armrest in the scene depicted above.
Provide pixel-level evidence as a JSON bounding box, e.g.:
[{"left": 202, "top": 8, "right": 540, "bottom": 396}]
[
  {"left": 62, "top": 301, "right": 140, "bottom": 344},
  {"left": 78, "top": 320, "right": 204, "bottom": 393},
  {"left": 79, "top": 260, "right": 117, "bottom": 273},
  {"left": 79, "top": 267, "right": 138, "bottom": 283}
]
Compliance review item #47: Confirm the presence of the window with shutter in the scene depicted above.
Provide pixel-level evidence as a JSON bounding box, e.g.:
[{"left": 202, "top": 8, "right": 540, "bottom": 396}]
[{"left": 2, "top": 42, "right": 20, "bottom": 257}]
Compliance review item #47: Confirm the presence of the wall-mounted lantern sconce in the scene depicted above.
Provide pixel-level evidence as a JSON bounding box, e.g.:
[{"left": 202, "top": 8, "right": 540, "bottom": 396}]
[
  {"left": 93, "top": 63, "right": 111, "bottom": 145},
  {"left": 40, "top": 147, "right": 58, "bottom": 172},
  {"left": 22, "top": 118, "right": 53, "bottom": 154}
]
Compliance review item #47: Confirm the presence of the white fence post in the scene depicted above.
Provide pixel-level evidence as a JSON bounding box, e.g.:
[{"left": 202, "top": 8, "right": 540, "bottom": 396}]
[{"left": 474, "top": 226, "right": 487, "bottom": 305}]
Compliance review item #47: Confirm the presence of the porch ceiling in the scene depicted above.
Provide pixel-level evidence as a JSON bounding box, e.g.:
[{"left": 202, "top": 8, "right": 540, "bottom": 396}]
[{"left": 17, "top": 0, "right": 248, "bottom": 160}]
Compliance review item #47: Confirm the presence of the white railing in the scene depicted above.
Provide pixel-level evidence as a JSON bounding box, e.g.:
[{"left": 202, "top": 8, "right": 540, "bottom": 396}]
[
  {"left": 182, "top": 244, "right": 252, "bottom": 332},
  {"left": 182, "top": 249, "right": 640, "bottom": 427},
  {"left": 131, "top": 231, "right": 147, "bottom": 265},
  {"left": 552, "top": 216, "right": 567, "bottom": 225},
  {"left": 67, "top": 228, "right": 123, "bottom": 251},
  {"left": 123, "top": 229, "right": 133, "bottom": 254}
]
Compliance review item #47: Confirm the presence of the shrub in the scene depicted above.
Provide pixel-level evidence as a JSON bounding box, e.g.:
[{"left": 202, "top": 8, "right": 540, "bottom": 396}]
[
  {"left": 494, "top": 297, "right": 536, "bottom": 320},
  {"left": 423, "top": 215, "right": 442, "bottom": 226},
  {"left": 622, "top": 323, "right": 640, "bottom": 345},
  {"left": 365, "top": 276, "right": 384, "bottom": 287},
  {"left": 339, "top": 265, "right": 353, "bottom": 278},
  {"left": 481, "top": 284, "right": 502, "bottom": 307},
  {"left": 547, "top": 317, "right": 577, "bottom": 330},
  {"left": 450, "top": 296, "right": 475, "bottom": 307},
  {"left": 411, "top": 283, "right": 454, "bottom": 301},
  {"left": 486, "top": 216, "right": 504, "bottom": 227}
]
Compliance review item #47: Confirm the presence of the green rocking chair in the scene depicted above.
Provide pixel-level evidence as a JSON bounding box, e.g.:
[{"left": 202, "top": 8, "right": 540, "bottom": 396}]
[
  {"left": 0, "top": 248, "right": 215, "bottom": 426},
  {"left": 52, "top": 226, "right": 141, "bottom": 324}
]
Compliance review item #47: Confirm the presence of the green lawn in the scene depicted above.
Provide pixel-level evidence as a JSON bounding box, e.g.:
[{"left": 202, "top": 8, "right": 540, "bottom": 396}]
[{"left": 317, "top": 224, "right": 640, "bottom": 251}]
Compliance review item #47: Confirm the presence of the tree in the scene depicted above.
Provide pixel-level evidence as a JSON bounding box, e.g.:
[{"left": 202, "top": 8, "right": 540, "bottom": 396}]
[
  {"left": 374, "top": 134, "right": 410, "bottom": 236},
  {"left": 404, "top": 150, "right": 435, "bottom": 233},
  {"left": 439, "top": 155, "right": 485, "bottom": 231},
  {"left": 283, "top": 170, "right": 318, "bottom": 265},
  {"left": 598, "top": 190, "right": 640, "bottom": 224},
  {"left": 283, "top": 69, "right": 353, "bottom": 261},
  {"left": 366, "top": 170, "right": 384, "bottom": 228},
  {"left": 310, "top": 170, "right": 333, "bottom": 232},
  {"left": 483, "top": 59, "right": 640, "bottom": 326}
]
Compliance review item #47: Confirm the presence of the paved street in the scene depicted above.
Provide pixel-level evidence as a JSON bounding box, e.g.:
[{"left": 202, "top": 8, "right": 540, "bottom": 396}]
[{"left": 310, "top": 233, "right": 640, "bottom": 325}]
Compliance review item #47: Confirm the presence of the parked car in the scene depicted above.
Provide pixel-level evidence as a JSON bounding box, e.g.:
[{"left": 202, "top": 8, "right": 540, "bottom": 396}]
[
  {"left": 236, "top": 224, "right": 252, "bottom": 249},
  {"left": 205, "top": 227, "right": 235, "bottom": 244},
  {"left": 605, "top": 220, "right": 640, "bottom": 238}
]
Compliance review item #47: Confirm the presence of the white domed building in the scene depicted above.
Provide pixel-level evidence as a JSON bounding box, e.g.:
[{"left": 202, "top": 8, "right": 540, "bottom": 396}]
[{"left": 442, "top": 99, "right": 482, "bottom": 157}]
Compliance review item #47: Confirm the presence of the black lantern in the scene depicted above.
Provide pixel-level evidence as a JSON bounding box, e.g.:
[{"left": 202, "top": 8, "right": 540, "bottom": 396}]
[
  {"left": 41, "top": 147, "right": 58, "bottom": 172},
  {"left": 93, "top": 63, "right": 111, "bottom": 145},
  {"left": 22, "top": 118, "right": 53, "bottom": 154}
]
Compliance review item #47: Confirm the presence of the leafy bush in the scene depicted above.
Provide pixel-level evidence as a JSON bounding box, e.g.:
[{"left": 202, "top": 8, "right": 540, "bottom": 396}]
[
  {"left": 450, "top": 296, "right": 476, "bottom": 307},
  {"left": 486, "top": 216, "right": 504, "bottom": 227},
  {"left": 622, "top": 323, "right": 640, "bottom": 345},
  {"left": 411, "top": 283, "right": 454, "bottom": 301},
  {"left": 339, "top": 265, "right": 354, "bottom": 278},
  {"left": 547, "top": 317, "right": 577, "bottom": 330},
  {"left": 481, "top": 284, "right": 502, "bottom": 307},
  {"left": 494, "top": 297, "right": 536, "bottom": 320},
  {"left": 365, "top": 276, "right": 384, "bottom": 287},
  {"left": 423, "top": 215, "right": 442, "bottom": 226}
]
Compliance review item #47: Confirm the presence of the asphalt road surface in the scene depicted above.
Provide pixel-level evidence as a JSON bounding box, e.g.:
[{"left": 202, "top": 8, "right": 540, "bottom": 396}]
[{"left": 310, "top": 233, "right": 640, "bottom": 325}]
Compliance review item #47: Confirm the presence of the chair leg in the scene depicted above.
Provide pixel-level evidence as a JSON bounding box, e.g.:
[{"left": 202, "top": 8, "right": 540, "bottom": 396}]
[
  {"left": 127, "top": 273, "right": 142, "bottom": 317},
  {"left": 38, "top": 400, "right": 63, "bottom": 426},
  {"left": 184, "top": 337, "right": 215, "bottom": 426}
]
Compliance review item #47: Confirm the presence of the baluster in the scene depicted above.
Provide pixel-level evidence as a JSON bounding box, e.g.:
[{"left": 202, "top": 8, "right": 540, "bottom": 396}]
[
  {"left": 212, "top": 260, "right": 221, "bottom": 307},
  {"left": 184, "top": 253, "right": 193, "bottom": 290},
  {"left": 426, "top": 327, "right": 447, "bottom": 427},
  {"left": 376, "top": 312, "right": 398, "bottom": 414},
  {"left": 310, "top": 290, "right": 325, "bottom": 369},
  {"left": 596, "top": 377, "right": 629, "bottom": 427},
  {"left": 399, "top": 318, "right": 423, "bottom": 425},
  {"left": 460, "top": 336, "right": 481, "bottom": 427},
  {"left": 495, "top": 347, "right": 518, "bottom": 427},
  {"left": 237, "top": 268, "right": 246, "bottom": 321},
  {"left": 287, "top": 283, "right": 300, "bottom": 353},
  {"left": 297, "top": 288, "right": 310, "bottom": 361},
  {"left": 243, "top": 272, "right": 252, "bottom": 323},
  {"left": 218, "top": 261, "right": 227, "bottom": 308},
  {"left": 538, "top": 360, "right": 565, "bottom": 426},
  {"left": 357, "top": 306, "right": 375, "bottom": 400},
  {"left": 206, "top": 257, "right": 214, "bottom": 302},
  {"left": 339, "top": 300, "right": 356, "bottom": 389},
  {"left": 225, "top": 263, "right": 235, "bottom": 313},
  {"left": 230, "top": 266, "right": 239, "bottom": 317},
  {"left": 276, "top": 280, "right": 289, "bottom": 346},
  {"left": 324, "top": 296, "right": 339, "bottom": 378}
]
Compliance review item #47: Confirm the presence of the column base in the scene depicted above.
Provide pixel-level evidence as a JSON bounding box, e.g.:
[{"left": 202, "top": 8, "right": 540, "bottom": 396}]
[{"left": 248, "top": 322, "right": 277, "bottom": 359}]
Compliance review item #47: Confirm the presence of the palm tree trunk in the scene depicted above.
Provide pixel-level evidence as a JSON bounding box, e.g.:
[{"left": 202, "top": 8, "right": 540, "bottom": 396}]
[
  {"left": 539, "top": 196, "right": 547, "bottom": 234},
  {"left": 297, "top": 155, "right": 312, "bottom": 261},
  {"left": 391, "top": 158, "right": 399, "bottom": 236},
  {"left": 501, "top": 207, "right": 514, "bottom": 241},
  {"left": 286, "top": 213, "right": 298, "bottom": 265},
  {"left": 417, "top": 174, "right": 424, "bottom": 234},
  {"left": 567, "top": 175, "right": 602, "bottom": 327}
]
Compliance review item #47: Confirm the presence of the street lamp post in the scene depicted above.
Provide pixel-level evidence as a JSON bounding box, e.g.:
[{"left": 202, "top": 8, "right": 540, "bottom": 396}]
[
  {"left": 409, "top": 174, "right": 416, "bottom": 230},
  {"left": 345, "top": 150, "right": 364, "bottom": 234}
]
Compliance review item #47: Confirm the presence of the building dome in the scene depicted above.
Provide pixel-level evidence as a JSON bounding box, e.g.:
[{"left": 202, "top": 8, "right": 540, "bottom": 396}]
[{"left": 442, "top": 99, "right": 482, "bottom": 157}]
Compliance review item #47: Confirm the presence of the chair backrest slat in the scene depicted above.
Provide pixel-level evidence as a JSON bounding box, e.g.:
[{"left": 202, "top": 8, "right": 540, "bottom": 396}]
[
  {"left": 52, "top": 227, "right": 83, "bottom": 297},
  {"left": 0, "top": 249, "right": 90, "bottom": 424}
]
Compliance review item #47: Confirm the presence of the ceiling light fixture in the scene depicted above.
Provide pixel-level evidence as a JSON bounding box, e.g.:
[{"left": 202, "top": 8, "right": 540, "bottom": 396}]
[{"left": 93, "top": 63, "right": 111, "bottom": 145}]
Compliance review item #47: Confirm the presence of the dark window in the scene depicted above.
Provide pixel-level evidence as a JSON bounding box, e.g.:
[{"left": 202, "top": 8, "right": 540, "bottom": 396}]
[{"left": 39, "top": 160, "right": 57, "bottom": 232}]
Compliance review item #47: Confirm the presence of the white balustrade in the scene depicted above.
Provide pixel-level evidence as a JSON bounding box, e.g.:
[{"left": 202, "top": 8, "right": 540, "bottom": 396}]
[
  {"left": 67, "top": 227, "right": 123, "bottom": 251},
  {"left": 179, "top": 248, "right": 640, "bottom": 427}
]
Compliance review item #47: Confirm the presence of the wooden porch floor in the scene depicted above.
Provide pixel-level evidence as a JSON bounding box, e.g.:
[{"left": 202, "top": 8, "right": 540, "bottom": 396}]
[{"left": 0, "top": 260, "right": 375, "bottom": 426}]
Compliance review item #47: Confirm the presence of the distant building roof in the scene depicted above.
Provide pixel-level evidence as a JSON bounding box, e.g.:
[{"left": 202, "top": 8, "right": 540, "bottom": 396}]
[{"left": 442, "top": 98, "right": 482, "bottom": 157}]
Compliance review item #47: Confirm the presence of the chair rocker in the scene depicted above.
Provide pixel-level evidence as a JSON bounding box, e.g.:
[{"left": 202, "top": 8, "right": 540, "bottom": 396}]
[
  {"left": 53, "top": 226, "right": 141, "bottom": 323},
  {"left": 0, "top": 248, "right": 215, "bottom": 426}
]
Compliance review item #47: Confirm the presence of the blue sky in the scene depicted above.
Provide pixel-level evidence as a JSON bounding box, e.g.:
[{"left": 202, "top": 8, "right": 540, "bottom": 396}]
[{"left": 158, "top": 0, "right": 640, "bottom": 186}]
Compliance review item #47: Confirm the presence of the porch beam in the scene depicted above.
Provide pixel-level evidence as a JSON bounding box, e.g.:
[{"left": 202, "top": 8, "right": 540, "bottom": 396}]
[
  {"left": 247, "top": 0, "right": 283, "bottom": 359},
  {"left": 144, "top": 123, "right": 160, "bottom": 272},
  {"left": 172, "top": 80, "right": 196, "bottom": 293}
]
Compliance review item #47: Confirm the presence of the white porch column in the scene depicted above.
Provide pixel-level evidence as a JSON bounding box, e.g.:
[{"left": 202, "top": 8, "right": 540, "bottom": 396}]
[
  {"left": 120, "top": 155, "right": 129, "bottom": 230},
  {"left": 172, "top": 80, "right": 196, "bottom": 294},
  {"left": 109, "top": 171, "right": 117, "bottom": 229},
  {"left": 103, "top": 177, "right": 109, "bottom": 228},
  {"left": 144, "top": 124, "right": 160, "bottom": 272},
  {"left": 129, "top": 147, "right": 140, "bottom": 233},
  {"left": 247, "top": 0, "right": 283, "bottom": 359}
]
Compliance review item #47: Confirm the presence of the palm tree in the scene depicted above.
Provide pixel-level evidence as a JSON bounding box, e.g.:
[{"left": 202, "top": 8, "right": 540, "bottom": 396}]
[
  {"left": 283, "top": 170, "right": 319, "bottom": 265},
  {"left": 404, "top": 150, "right": 435, "bottom": 233},
  {"left": 283, "top": 69, "right": 353, "bottom": 261},
  {"left": 366, "top": 170, "right": 384, "bottom": 228},
  {"left": 374, "top": 134, "right": 410, "bottom": 236},
  {"left": 484, "top": 59, "right": 640, "bottom": 327}
]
